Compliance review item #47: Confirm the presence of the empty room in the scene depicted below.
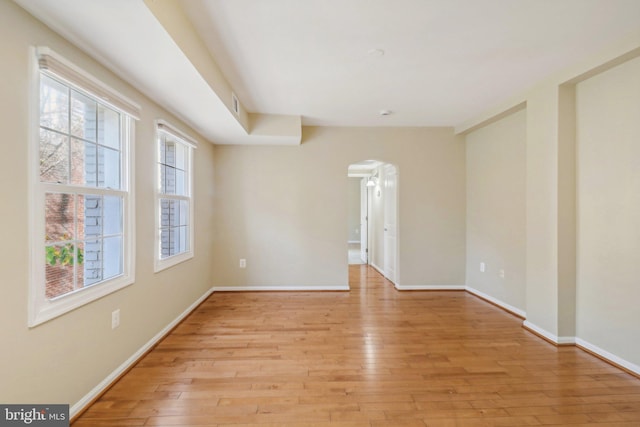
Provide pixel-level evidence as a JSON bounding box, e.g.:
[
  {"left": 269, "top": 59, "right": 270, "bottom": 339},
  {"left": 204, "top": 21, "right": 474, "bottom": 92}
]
[{"left": 1, "top": 0, "right": 640, "bottom": 426}]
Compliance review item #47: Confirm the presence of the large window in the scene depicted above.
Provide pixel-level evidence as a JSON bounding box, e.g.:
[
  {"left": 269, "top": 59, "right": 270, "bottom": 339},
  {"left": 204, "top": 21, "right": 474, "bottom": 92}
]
[
  {"left": 154, "top": 121, "right": 196, "bottom": 272},
  {"left": 29, "top": 47, "right": 139, "bottom": 326}
]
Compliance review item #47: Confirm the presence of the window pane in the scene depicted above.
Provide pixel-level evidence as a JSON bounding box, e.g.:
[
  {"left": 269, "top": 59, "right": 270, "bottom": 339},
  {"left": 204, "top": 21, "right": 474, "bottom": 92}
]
[
  {"left": 45, "top": 243, "right": 75, "bottom": 299},
  {"left": 159, "top": 199, "right": 190, "bottom": 258},
  {"left": 169, "top": 200, "right": 180, "bottom": 227},
  {"left": 40, "top": 129, "right": 69, "bottom": 183},
  {"left": 164, "top": 139, "right": 176, "bottom": 167},
  {"left": 175, "top": 169, "right": 186, "bottom": 196},
  {"left": 160, "top": 228, "right": 172, "bottom": 259},
  {"left": 71, "top": 90, "right": 97, "bottom": 142},
  {"left": 40, "top": 75, "right": 69, "bottom": 133},
  {"left": 79, "top": 195, "right": 102, "bottom": 239},
  {"left": 70, "top": 139, "right": 96, "bottom": 186},
  {"left": 161, "top": 165, "right": 176, "bottom": 194},
  {"left": 98, "top": 146, "right": 121, "bottom": 189},
  {"left": 170, "top": 227, "right": 181, "bottom": 255},
  {"left": 104, "top": 196, "right": 122, "bottom": 236},
  {"left": 97, "top": 105, "right": 120, "bottom": 150},
  {"left": 160, "top": 199, "right": 171, "bottom": 228},
  {"left": 83, "top": 239, "right": 103, "bottom": 286},
  {"left": 103, "top": 236, "right": 123, "bottom": 280},
  {"left": 45, "top": 193, "right": 75, "bottom": 243},
  {"left": 179, "top": 200, "right": 189, "bottom": 226},
  {"left": 174, "top": 142, "right": 186, "bottom": 170},
  {"left": 177, "top": 226, "right": 188, "bottom": 254}
]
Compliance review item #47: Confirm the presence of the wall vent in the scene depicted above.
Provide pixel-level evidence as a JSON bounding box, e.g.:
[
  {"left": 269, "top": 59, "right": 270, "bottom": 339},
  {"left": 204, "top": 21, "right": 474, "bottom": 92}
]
[{"left": 231, "top": 93, "right": 240, "bottom": 115}]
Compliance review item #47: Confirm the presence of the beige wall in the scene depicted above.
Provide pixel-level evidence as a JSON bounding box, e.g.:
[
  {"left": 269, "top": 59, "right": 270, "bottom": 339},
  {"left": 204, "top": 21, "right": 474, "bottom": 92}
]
[
  {"left": 212, "top": 126, "right": 466, "bottom": 288},
  {"left": 347, "top": 177, "right": 360, "bottom": 242},
  {"left": 576, "top": 56, "right": 640, "bottom": 366},
  {"left": 460, "top": 25, "right": 640, "bottom": 370},
  {"left": 523, "top": 83, "right": 562, "bottom": 336},
  {"left": 0, "top": 1, "right": 215, "bottom": 407},
  {"left": 465, "top": 109, "right": 526, "bottom": 312}
]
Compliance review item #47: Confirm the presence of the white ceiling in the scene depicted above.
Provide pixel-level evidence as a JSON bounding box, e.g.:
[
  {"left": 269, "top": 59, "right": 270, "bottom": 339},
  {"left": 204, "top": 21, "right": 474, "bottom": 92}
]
[
  {"left": 14, "top": 0, "right": 640, "bottom": 144},
  {"left": 182, "top": 0, "right": 640, "bottom": 127}
]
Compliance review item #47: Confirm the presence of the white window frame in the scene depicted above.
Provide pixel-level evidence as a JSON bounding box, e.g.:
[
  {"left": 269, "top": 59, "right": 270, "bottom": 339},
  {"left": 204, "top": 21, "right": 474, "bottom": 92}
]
[
  {"left": 28, "top": 47, "right": 140, "bottom": 327},
  {"left": 154, "top": 120, "right": 196, "bottom": 272}
]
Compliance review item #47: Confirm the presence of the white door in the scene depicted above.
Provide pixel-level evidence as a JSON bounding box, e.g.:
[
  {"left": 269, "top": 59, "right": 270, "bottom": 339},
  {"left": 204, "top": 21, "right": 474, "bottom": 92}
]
[
  {"left": 383, "top": 165, "right": 397, "bottom": 284},
  {"left": 360, "top": 178, "right": 368, "bottom": 263}
]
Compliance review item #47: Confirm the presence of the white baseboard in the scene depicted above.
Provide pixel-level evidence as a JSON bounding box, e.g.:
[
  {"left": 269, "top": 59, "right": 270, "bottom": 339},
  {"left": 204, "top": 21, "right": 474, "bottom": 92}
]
[
  {"left": 368, "top": 262, "right": 404, "bottom": 288},
  {"left": 395, "top": 284, "right": 465, "bottom": 290},
  {"left": 70, "top": 286, "right": 215, "bottom": 419},
  {"left": 522, "top": 320, "right": 575, "bottom": 345},
  {"left": 576, "top": 338, "right": 640, "bottom": 376},
  {"left": 465, "top": 286, "right": 526, "bottom": 318},
  {"left": 347, "top": 240, "right": 361, "bottom": 244},
  {"left": 370, "top": 262, "right": 384, "bottom": 276},
  {"left": 212, "top": 285, "right": 350, "bottom": 292},
  {"left": 523, "top": 320, "right": 558, "bottom": 342},
  {"left": 521, "top": 323, "right": 639, "bottom": 377}
]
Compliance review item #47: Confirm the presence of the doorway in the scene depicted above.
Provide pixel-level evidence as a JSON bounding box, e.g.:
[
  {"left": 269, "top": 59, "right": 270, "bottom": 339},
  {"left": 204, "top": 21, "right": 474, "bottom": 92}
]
[
  {"left": 347, "top": 174, "right": 366, "bottom": 265},
  {"left": 347, "top": 160, "right": 399, "bottom": 285}
]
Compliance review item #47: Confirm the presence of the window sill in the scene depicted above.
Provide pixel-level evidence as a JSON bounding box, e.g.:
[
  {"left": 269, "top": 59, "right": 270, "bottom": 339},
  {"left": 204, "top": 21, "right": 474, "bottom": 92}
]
[
  {"left": 154, "top": 251, "right": 194, "bottom": 273},
  {"left": 29, "top": 273, "right": 135, "bottom": 327}
]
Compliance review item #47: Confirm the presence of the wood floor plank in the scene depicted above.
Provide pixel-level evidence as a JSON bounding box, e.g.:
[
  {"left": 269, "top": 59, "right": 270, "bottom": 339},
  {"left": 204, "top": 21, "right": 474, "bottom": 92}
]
[{"left": 73, "top": 265, "right": 640, "bottom": 426}]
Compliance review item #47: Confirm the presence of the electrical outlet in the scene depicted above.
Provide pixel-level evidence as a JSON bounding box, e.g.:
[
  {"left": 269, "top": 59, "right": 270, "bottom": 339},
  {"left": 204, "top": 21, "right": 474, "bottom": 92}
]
[
  {"left": 239, "top": 258, "right": 247, "bottom": 269},
  {"left": 480, "top": 262, "right": 486, "bottom": 273},
  {"left": 499, "top": 269, "right": 505, "bottom": 279},
  {"left": 111, "top": 309, "right": 120, "bottom": 329}
]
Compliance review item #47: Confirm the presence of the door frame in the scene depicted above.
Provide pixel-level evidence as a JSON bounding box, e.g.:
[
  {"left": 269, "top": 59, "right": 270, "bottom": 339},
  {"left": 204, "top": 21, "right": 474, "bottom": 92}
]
[
  {"left": 347, "top": 160, "right": 400, "bottom": 287},
  {"left": 383, "top": 164, "right": 398, "bottom": 285},
  {"left": 360, "top": 177, "right": 369, "bottom": 263}
]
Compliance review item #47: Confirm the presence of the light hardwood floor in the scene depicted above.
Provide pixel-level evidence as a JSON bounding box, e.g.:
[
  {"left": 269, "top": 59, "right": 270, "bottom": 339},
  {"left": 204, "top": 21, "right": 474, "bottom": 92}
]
[{"left": 74, "top": 266, "right": 640, "bottom": 426}]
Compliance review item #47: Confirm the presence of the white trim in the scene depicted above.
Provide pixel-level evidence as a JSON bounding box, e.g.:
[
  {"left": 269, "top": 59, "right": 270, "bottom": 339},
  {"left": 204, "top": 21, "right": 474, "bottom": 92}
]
[
  {"left": 523, "top": 321, "right": 558, "bottom": 342},
  {"left": 575, "top": 338, "right": 640, "bottom": 376},
  {"left": 347, "top": 240, "right": 361, "bottom": 244},
  {"left": 370, "top": 262, "right": 384, "bottom": 276},
  {"left": 212, "top": 285, "right": 350, "bottom": 292},
  {"left": 465, "top": 286, "right": 527, "bottom": 318},
  {"left": 70, "top": 286, "right": 215, "bottom": 419},
  {"left": 155, "top": 250, "right": 194, "bottom": 273},
  {"left": 156, "top": 119, "right": 198, "bottom": 149},
  {"left": 522, "top": 321, "right": 576, "bottom": 345},
  {"left": 27, "top": 47, "right": 40, "bottom": 327},
  {"left": 36, "top": 46, "right": 141, "bottom": 119},
  {"left": 557, "top": 336, "right": 576, "bottom": 345},
  {"left": 395, "top": 284, "right": 466, "bottom": 291},
  {"left": 371, "top": 261, "right": 402, "bottom": 288}
]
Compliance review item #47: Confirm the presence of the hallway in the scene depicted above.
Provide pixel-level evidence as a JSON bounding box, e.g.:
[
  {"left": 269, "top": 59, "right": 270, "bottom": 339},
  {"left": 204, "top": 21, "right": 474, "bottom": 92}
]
[
  {"left": 74, "top": 266, "right": 640, "bottom": 426},
  {"left": 348, "top": 242, "right": 365, "bottom": 265}
]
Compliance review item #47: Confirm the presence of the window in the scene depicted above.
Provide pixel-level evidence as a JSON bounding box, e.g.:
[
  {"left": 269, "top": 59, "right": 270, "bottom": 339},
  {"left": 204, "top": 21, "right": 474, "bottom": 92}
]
[
  {"left": 154, "top": 121, "right": 196, "bottom": 272},
  {"left": 29, "top": 47, "right": 140, "bottom": 326}
]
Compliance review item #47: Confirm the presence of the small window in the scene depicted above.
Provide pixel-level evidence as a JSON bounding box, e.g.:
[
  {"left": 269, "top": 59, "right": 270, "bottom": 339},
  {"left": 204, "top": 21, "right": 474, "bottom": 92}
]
[
  {"left": 29, "top": 47, "right": 140, "bottom": 326},
  {"left": 155, "top": 121, "right": 196, "bottom": 272}
]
